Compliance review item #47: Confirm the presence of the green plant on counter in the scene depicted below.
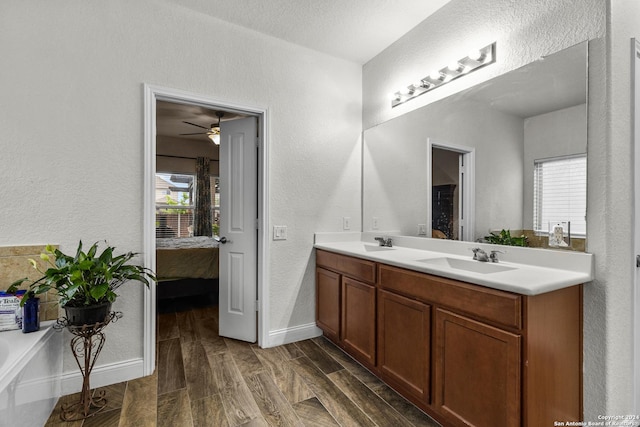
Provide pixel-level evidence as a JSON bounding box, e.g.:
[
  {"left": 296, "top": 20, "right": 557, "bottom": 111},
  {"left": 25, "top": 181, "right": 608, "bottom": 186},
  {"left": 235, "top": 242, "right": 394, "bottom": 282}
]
[
  {"left": 484, "top": 229, "right": 528, "bottom": 247},
  {"left": 7, "top": 241, "right": 156, "bottom": 307}
]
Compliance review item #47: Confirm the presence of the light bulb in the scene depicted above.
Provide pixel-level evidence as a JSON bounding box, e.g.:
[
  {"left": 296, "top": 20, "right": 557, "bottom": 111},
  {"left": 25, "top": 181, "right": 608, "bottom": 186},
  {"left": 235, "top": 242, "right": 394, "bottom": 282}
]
[
  {"left": 448, "top": 61, "right": 462, "bottom": 72},
  {"left": 468, "top": 49, "right": 485, "bottom": 62},
  {"left": 429, "top": 70, "right": 443, "bottom": 80},
  {"left": 208, "top": 133, "right": 221, "bottom": 145}
]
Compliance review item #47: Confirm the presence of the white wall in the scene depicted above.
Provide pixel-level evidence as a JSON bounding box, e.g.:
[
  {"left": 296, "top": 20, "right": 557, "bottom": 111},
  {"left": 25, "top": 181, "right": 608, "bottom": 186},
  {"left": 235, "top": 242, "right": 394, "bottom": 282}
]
[
  {"left": 601, "top": 0, "right": 640, "bottom": 414},
  {"left": 0, "top": 0, "right": 361, "bottom": 373},
  {"left": 363, "top": 0, "right": 614, "bottom": 418},
  {"left": 523, "top": 104, "right": 587, "bottom": 229}
]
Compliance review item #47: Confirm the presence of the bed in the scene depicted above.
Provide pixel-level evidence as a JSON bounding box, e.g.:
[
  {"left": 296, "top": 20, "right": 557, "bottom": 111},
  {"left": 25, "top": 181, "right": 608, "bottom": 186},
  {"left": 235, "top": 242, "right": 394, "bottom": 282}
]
[{"left": 155, "top": 236, "right": 219, "bottom": 300}]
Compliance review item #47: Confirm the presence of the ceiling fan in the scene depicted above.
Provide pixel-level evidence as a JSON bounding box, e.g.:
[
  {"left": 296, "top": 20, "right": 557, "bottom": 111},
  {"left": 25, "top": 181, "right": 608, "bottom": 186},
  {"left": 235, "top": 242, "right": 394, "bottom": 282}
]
[{"left": 180, "top": 111, "right": 224, "bottom": 145}]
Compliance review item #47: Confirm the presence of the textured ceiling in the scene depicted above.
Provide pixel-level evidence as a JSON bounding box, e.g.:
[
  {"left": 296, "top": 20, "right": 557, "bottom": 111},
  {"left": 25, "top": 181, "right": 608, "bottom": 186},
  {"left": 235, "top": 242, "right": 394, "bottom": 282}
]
[{"left": 165, "top": 0, "right": 452, "bottom": 64}]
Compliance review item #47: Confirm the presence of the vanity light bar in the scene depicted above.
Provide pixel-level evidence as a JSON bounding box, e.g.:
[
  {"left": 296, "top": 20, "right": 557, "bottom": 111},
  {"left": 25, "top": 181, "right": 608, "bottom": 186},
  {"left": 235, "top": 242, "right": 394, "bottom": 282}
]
[{"left": 391, "top": 42, "right": 496, "bottom": 108}]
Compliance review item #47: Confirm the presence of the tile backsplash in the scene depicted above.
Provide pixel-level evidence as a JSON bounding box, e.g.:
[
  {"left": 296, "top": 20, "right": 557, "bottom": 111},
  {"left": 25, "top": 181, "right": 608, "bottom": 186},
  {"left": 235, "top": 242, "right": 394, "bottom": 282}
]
[
  {"left": 0, "top": 245, "right": 60, "bottom": 321},
  {"left": 521, "top": 230, "right": 586, "bottom": 252}
]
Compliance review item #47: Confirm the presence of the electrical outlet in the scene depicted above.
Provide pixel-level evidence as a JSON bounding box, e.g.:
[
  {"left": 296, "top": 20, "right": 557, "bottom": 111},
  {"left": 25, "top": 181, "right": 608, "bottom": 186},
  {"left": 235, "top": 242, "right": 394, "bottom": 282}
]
[
  {"left": 418, "top": 224, "right": 427, "bottom": 236},
  {"left": 273, "top": 225, "right": 287, "bottom": 240},
  {"left": 372, "top": 217, "right": 379, "bottom": 230},
  {"left": 343, "top": 217, "right": 351, "bottom": 230}
]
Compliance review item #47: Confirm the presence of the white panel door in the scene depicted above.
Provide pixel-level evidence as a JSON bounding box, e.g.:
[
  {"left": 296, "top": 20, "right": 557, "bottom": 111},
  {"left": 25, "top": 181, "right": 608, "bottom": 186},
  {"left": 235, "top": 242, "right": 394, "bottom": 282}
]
[{"left": 219, "top": 116, "right": 258, "bottom": 342}]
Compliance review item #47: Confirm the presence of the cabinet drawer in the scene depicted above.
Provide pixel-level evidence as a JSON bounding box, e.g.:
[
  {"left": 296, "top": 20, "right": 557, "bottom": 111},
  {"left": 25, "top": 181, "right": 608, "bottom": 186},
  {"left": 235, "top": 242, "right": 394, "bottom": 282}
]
[
  {"left": 317, "top": 250, "right": 376, "bottom": 284},
  {"left": 379, "top": 264, "right": 522, "bottom": 330}
]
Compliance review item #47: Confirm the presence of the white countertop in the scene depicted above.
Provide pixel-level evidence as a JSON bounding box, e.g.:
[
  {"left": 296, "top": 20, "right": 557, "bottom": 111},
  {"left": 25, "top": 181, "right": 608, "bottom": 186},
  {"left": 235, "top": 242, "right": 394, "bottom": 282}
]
[{"left": 314, "top": 233, "right": 594, "bottom": 296}]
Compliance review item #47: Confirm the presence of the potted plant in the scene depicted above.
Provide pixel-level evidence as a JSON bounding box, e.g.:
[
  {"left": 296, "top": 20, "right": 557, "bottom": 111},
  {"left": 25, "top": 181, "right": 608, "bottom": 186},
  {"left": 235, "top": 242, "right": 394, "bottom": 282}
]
[
  {"left": 8, "top": 241, "right": 156, "bottom": 326},
  {"left": 483, "top": 229, "right": 529, "bottom": 247}
]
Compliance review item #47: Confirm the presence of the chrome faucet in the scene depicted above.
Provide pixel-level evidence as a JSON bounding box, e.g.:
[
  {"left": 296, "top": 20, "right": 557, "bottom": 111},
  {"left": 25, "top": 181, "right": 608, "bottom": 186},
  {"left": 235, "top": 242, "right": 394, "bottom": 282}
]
[
  {"left": 471, "top": 248, "right": 489, "bottom": 262},
  {"left": 374, "top": 236, "right": 393, "bottom": 247},
  {"left": 489, "top": 250, "right": 505, "bottom": 263}
]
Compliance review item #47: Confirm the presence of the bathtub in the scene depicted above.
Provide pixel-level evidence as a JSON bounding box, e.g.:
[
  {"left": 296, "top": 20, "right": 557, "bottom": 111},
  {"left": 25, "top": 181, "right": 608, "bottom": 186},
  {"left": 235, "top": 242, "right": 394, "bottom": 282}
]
[{"left": 0, "top": 321, "right": 63, "bottom": 425}]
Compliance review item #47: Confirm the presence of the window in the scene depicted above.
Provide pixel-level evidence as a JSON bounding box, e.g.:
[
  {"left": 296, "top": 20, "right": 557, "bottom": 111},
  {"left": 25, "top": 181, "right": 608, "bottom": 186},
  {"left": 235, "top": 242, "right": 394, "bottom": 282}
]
[
  {"left": 211, "top": 176, "right": 220, "bottom": 236},
  {"left": 155, "top": 173, "right": 220, "bottom": 238},
  {"left": 155, "top": 173, "right": 194, "bottom": 238},
  {"left": 533, "top": 155, "right": 586, "bottom": 236}
]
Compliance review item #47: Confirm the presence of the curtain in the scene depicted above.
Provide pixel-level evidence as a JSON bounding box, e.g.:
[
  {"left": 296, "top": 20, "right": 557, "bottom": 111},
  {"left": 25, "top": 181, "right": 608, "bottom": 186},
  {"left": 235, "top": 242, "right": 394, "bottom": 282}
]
[{"left": 193, "top": 157, "right": 212, "bottom": 236}]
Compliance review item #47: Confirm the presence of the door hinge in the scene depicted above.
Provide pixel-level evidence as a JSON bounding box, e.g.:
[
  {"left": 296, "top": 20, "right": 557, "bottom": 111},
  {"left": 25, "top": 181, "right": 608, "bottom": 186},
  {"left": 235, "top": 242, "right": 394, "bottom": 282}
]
[
  {"left": 256, "top": 137, "right": 261, "bottom": 148},
  {"left": 255, "top": 300, "right": 259, "bottom": 312},
  {"left": 255, "top": 218, "right": 260, "bottom": 229}
]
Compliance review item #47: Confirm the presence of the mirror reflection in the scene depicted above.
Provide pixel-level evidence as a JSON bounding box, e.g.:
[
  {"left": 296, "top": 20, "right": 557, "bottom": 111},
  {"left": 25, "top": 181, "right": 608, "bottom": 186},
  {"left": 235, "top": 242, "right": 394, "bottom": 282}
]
[{"left": 363, "top": 42, "right": 587, "bottom": 251}]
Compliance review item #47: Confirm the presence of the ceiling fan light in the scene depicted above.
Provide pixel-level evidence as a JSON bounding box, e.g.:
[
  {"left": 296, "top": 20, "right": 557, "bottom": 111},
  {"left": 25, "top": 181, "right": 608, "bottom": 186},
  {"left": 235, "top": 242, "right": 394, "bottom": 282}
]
[{"left": 210, "top": 134, "right": 220, "bottom": 145}]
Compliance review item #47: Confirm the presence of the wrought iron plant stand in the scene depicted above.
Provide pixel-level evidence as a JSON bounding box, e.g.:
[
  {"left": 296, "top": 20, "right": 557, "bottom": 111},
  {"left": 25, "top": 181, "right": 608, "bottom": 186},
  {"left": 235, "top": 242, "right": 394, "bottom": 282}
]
[{"left": 54, "top": 311, "right": 123, "bottom": 421}]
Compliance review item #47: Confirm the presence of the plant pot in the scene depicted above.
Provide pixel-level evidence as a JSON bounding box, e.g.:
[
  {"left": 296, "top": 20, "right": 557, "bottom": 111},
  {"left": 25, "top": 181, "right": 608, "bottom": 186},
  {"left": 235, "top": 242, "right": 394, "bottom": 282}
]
[{"left": 64, "top": 302, "right": 112, "bottom": 326}]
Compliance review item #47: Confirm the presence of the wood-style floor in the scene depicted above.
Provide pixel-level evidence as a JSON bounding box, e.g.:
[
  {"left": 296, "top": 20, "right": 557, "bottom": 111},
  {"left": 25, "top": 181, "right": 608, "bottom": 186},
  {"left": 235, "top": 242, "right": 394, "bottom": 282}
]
[{"left": 45, "top": 299, "right": 441, "bottom": 426}]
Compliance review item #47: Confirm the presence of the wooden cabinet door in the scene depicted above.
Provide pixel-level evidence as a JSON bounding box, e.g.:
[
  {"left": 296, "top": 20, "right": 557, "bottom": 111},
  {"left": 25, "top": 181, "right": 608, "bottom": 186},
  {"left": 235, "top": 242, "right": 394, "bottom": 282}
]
[
  {"left": 434, "top": 309, "right": 521, "bottom": 427},
  {"left": 341, "top": 276, "right": 376, "bottom": 368},
  {"left": 316, "top": 267, "right": 341, "bottom": 342},
  {"left": 377, "top": 289, "right": 431, "bottom": 406}
]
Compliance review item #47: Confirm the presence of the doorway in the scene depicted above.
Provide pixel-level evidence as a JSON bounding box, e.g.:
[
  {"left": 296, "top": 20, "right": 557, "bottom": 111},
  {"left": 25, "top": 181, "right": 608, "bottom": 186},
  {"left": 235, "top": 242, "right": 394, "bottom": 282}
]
[
  {"left": 143, "top": 85, "right": 269, "bottom": 376},
  {"left": 432, "top": 148, "right": 460, "bottom": 240},
  {"left": 427, "top": 139, "right": 475, "bottom": 241}
]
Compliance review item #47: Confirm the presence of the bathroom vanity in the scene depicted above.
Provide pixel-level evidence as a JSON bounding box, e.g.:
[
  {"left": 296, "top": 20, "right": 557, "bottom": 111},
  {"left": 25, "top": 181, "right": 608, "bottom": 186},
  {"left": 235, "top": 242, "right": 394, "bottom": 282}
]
[{"left": 314, "top": 235, "right": 592, "bottom": 427}]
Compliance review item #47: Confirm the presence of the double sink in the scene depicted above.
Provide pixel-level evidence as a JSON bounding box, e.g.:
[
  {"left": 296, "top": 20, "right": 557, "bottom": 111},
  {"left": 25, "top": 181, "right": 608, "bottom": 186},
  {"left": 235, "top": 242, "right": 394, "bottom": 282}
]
[
  {"left": 314, "top": 235, "right": 594, "bottom": 295},
  {"left": 361, "top": 243, "right": 515, "bottom": 275}
]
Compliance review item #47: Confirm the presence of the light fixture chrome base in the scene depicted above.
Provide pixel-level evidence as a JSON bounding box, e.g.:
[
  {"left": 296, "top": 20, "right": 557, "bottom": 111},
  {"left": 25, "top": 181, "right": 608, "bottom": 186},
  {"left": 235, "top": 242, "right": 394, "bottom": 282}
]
[{"left": 392, "top": 42, "right": 496, "bottom": 108}]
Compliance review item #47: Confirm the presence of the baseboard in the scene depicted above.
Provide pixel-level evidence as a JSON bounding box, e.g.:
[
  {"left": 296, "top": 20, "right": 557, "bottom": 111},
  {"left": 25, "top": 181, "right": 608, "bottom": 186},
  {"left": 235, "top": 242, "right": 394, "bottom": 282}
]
[
  {"left": 266, "top": 322, "right": 323, "bottom": 348},
  {"left": 61, "top": 358, "right": 146, "bottom": 395}
]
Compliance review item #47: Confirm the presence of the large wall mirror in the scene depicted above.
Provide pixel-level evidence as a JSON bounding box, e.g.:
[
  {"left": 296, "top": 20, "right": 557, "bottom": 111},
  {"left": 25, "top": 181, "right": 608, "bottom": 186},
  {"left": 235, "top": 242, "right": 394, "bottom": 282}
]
[{"left": 363, "top": 41, "right": 588, "bottom": 251}]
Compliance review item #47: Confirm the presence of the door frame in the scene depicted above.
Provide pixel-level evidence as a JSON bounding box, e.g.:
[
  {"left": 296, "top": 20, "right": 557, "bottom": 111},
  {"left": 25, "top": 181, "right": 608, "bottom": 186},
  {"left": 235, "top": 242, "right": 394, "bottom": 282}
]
[
  {"left": 632, "top": 38, "right": 640, "bottom": 413},
  {"left": 142, "top": 84, "right": 269, "bottom": 375},
  {"left": 426, "top": 138, "right": 475, "bottom": 242}
]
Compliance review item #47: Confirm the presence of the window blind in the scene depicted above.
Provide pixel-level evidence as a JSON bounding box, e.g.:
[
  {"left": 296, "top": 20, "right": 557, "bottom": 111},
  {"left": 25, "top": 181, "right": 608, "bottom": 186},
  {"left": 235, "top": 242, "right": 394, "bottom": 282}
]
[{"left": 533, "top": 155, "right": 586, "bottom": 236}]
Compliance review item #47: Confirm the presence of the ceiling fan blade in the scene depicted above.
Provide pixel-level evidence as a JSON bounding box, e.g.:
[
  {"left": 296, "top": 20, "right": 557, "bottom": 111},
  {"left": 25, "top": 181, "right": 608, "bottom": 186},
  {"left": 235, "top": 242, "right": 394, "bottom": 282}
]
[
  {"left": 179, "top": 132, "right": 208, "bottom": 135},
  {"left": 182, "top": 121, "right": 211, "bottom": 130}
]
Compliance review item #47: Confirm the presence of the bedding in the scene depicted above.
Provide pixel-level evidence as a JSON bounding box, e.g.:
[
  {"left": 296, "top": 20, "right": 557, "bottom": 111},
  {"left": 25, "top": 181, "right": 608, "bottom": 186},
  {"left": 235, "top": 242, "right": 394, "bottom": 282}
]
[{"left": 156, "top": 237, "right": 219, "bottom": 280}]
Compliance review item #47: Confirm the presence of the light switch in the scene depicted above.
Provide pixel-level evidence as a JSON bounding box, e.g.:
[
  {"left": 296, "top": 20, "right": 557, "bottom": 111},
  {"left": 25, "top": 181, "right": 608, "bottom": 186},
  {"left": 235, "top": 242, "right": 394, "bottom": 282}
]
[
  {"left": 273, "top": 225, "right": 287, "bottom": 240},
  {"left": 372, "top": 217, "right": 379, "bottom": 230},
  {"left": 343, "top": 217, "right": 351, "bottom": 230}
]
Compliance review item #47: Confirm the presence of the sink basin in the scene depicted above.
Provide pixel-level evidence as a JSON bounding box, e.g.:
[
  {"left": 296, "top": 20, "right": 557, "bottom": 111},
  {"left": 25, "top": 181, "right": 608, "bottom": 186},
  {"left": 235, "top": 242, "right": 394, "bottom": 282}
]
[
  {"left": 362, "top": 244, "right": 395, "bottom": 252},
  {"left": 416, "top": 257, "right": 516, "bottom": 274}
]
